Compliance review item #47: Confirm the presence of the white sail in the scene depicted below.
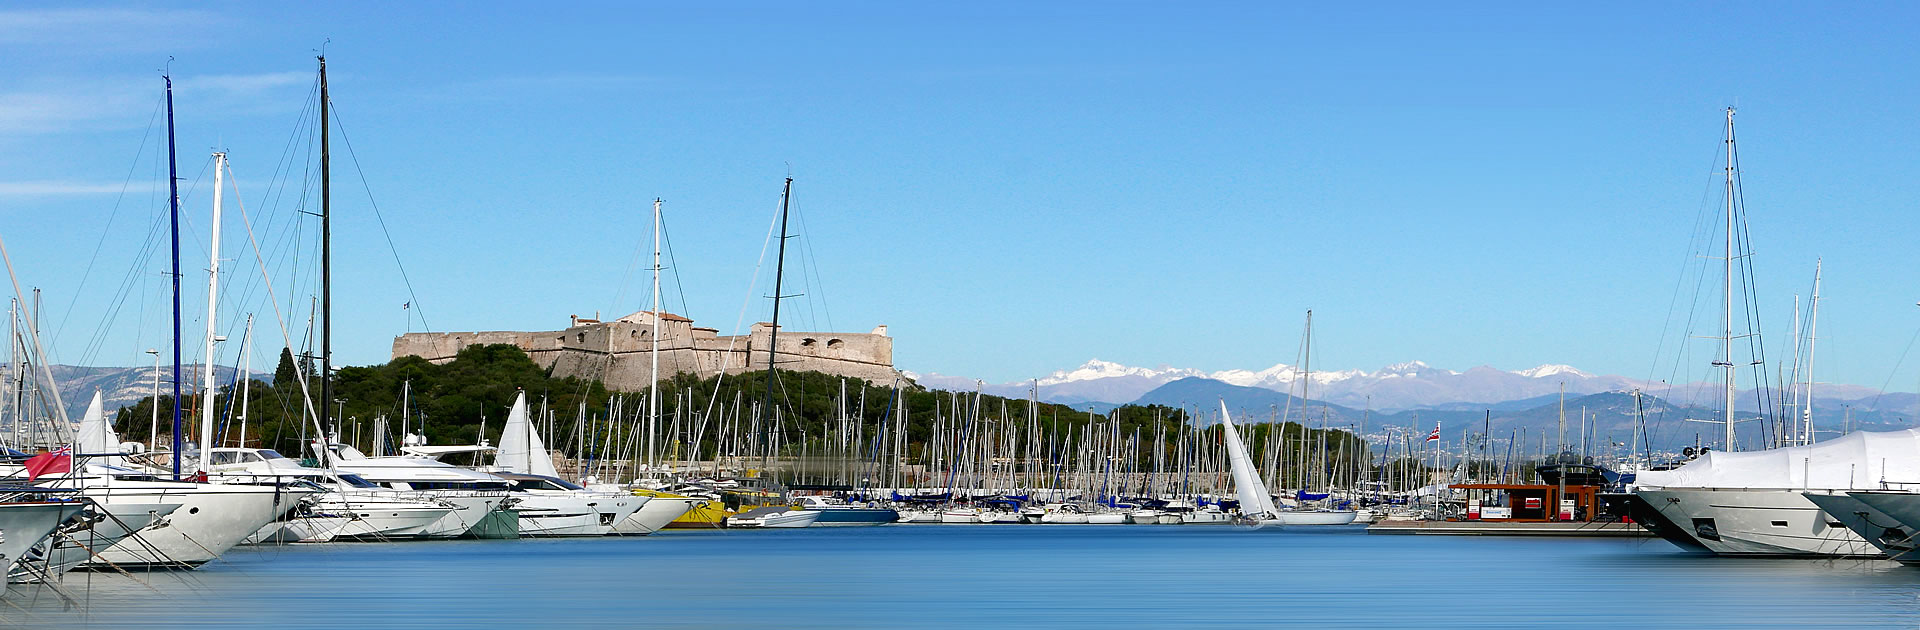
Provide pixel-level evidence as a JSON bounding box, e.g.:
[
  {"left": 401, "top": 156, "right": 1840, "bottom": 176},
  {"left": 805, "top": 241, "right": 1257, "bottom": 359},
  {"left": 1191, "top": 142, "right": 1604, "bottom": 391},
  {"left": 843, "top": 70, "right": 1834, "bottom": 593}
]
[
  {"left": 74, "top": 391, "right": 123, "bottom": 465},
  {"left": 1219, "top": 400, "right": 1280, "bottom": 518},
  {"left": 496, "top": 391, "right": 559, "bottom": 477}
]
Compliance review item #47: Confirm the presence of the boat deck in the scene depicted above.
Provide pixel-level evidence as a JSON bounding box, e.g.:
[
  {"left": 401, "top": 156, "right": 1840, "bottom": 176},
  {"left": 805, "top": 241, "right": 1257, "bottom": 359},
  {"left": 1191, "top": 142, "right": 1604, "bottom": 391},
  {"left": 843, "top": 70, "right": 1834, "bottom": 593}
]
[{"left": 1366, "top": 519, "right": 1652, "bottom": 537}]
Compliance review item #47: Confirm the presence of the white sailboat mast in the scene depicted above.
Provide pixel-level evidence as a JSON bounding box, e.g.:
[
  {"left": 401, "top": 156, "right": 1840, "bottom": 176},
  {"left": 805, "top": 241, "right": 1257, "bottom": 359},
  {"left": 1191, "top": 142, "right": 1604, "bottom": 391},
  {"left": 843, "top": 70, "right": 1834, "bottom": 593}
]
[
  {"left": 648, "top": 197, "right": 662, "bottom": 476},
  {"left": 198, "top": 151, "right": 226, "bottom": 471},
  {"left": 238, "top": 314, "right": 252, "bottom": 447},
  {"left": 1802, "top": 259, "right": 1821, "bottom": 445},
  {"left": 1720, "top": 107, "right": 1737, "bottom": 453}
]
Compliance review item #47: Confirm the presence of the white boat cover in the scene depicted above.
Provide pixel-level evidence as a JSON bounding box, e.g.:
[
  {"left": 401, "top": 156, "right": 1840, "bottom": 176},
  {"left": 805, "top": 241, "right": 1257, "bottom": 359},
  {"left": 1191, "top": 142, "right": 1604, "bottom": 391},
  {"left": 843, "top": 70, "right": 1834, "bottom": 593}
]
[
  {"left": 495, "top": 391, "right": 561, "bottom": 478},
  {"left": 1635, "top": 429, "right": 1920, "bottom": 491}
]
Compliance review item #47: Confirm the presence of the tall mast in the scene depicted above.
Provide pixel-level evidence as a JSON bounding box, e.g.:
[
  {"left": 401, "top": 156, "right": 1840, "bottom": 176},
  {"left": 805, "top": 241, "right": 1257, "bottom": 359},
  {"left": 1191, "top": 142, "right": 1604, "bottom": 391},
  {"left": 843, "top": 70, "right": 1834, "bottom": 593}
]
[
  {"left": 760, "top": 178, "right": 793, "bottom": 476},
  {"left": 1720, "top": 106, "right": 1737, "bottom": 453},
  {"left": 239, "top": 314, "right": 252, "bottom": 448},
  {"left": 648, "top": 197, "right": 661, "bottom": 476},
  {"left": 1803, "top": 259, "right": 1822, "bottom": 445},
  {"left": 198, "top": 151, "right": 226, "bottom": 472},
  {"left": 165, "top": 73, "right": 185, "bottom": 479},
  {"left": 318, "top": 56, "right": 333, "bottom": 463}
]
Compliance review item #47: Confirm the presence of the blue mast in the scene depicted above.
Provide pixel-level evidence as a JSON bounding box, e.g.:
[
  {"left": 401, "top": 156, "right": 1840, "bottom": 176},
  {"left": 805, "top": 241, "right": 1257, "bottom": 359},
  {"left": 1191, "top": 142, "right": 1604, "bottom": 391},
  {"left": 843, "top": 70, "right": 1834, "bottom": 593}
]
[{"left": 164, "top": 73, "right": 183, "bottom": 480}]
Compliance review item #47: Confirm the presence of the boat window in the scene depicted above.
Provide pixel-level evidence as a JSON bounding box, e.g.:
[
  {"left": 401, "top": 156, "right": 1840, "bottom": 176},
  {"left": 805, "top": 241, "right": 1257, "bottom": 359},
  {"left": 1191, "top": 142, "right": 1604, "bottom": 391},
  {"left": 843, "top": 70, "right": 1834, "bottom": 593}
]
[
  {"left": 1771, "top": 521, "right": 1788, "bottom": 527},
  {"left": 338, "top": 474, "right": 379, "bottom": 488},
  {"left": 209, "top": 451, "right": 242, "bottom": 465},
  {"left": 257, "top": 449, "right": 287, "bottom": 460},
  {"left": 241, "top": 452, "right": 265, "bottom": 462}
]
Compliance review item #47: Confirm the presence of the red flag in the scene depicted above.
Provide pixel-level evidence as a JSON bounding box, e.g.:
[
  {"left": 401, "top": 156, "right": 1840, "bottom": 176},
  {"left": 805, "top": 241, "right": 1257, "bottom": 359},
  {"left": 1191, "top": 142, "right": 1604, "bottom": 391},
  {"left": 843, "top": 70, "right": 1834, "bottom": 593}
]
[
  {"left": 1425, "top": 423, "right": 1441, "bottom": 443},
  {"left": 25, "top": 446, "right": 71, "bottom": 481}
]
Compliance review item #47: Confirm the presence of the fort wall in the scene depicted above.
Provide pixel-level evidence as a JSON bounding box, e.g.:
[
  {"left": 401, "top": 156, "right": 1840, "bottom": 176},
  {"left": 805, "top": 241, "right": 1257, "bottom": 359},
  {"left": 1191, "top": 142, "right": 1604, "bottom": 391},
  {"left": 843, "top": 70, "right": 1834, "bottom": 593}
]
[{"left": 391, "top": 311, "right": 897, "bottom": 390}]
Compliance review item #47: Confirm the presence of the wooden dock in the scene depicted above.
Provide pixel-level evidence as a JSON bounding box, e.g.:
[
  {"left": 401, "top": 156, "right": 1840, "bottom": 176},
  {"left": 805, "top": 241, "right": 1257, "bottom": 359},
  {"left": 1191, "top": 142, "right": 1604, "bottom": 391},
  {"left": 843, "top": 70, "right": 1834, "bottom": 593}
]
[{"left": 1366, "top": 519, "right": 1653, "bottom": 537}]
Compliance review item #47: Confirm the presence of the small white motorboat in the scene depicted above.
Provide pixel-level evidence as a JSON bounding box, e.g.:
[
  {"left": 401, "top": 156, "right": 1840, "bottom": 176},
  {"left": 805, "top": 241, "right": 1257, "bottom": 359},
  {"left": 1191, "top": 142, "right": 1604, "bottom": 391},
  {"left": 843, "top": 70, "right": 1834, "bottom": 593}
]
[
  {"left": 726, "top": 507, "right": 822, "bottom": 529},
  {"left": 1274, "top": 510, "right": 1360, "bottom": 526}
]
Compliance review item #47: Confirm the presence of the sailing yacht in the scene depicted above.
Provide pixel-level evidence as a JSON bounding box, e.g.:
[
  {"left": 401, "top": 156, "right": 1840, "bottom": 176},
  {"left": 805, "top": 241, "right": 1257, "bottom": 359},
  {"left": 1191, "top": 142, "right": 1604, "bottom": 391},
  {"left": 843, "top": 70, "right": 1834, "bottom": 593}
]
[
  {"left": 488, "top": 392, "right": 644, "bottom": 536},
  {"left": 202, "top": 447, "right": 457, "bottom": 541},
  {"left": 34, "top": 393, "right": 316, "bottom": 569},
  {"left": 1219, "top": 401, "right": 1284, "bottom": 528},
  {"left": 1628, "top": 109, "right": 1881, "bottom": 558},
  {"left": 1630, "top": 429, "right": 1920, "bottom": 557},
  {"left": 322, "top": 442, "right": 518, "bottom": 538},
  {"left": 1272, "top": 312, "right": 1358, "bottom": 526}
]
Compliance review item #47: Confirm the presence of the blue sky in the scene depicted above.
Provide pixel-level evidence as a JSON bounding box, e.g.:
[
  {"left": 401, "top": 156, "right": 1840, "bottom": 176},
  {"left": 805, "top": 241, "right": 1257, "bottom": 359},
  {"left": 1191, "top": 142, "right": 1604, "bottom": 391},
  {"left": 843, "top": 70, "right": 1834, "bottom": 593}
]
[{"left": 3, "top": 3, "right": 1918, "bottom": 392}]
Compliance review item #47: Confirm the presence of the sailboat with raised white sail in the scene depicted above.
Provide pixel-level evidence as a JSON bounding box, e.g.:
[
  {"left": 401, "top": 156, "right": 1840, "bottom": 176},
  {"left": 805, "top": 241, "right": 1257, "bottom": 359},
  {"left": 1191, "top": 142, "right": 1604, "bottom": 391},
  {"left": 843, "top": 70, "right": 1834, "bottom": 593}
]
[
  {"left": 1219, "top": 401, "right": 1283, "bottom": 528},
  {"left": 491, "top": 391, "right": 644, "bottom": 536}
]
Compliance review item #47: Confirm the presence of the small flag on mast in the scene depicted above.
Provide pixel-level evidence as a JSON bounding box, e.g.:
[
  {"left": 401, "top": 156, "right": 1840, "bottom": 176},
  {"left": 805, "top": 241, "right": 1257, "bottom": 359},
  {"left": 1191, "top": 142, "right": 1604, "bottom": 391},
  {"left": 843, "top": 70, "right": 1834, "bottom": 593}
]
[{"left": 1425, "top": 423, "right": 1441, "bottom": 443}]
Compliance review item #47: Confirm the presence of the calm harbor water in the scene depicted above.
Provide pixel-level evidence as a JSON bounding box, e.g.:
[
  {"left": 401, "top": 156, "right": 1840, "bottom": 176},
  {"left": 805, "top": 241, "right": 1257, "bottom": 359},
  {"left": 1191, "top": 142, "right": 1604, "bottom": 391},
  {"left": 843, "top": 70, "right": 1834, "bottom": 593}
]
[{"left": 8, "top": 525, "right": 1920, "bottom": 628}]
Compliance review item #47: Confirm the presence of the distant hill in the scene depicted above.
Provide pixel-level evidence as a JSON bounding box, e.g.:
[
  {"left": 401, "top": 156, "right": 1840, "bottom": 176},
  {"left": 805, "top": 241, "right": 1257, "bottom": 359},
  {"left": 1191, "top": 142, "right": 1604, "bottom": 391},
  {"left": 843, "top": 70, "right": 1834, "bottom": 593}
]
[
  {"left": 2, "top": 364, "right": 271, "bottom": 421},
  {"left": 1130, "top": 376, "right": 1913, "bottom": 453}
]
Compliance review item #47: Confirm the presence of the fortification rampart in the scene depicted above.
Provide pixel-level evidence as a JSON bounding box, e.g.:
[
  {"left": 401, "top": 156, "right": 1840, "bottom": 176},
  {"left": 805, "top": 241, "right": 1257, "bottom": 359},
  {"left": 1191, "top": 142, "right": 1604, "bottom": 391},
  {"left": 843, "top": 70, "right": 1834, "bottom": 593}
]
[{"left": 391, "top": 311, "right": 897, "bottom": 390}]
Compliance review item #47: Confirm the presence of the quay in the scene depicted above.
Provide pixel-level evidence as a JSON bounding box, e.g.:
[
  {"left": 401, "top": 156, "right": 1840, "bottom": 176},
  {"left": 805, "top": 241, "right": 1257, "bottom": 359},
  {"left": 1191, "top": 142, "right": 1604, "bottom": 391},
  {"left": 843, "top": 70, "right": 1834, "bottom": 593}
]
[{"left": 1367, "top": 519, "right": 1652, "bottom": 537}]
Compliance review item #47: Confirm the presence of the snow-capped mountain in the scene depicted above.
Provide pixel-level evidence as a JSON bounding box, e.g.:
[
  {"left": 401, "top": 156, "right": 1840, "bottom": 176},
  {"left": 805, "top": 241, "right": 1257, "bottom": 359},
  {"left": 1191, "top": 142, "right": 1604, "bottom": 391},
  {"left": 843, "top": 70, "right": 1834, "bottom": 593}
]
[{"left": 912, "top": 358, "right": 1648, "bottom": 410}]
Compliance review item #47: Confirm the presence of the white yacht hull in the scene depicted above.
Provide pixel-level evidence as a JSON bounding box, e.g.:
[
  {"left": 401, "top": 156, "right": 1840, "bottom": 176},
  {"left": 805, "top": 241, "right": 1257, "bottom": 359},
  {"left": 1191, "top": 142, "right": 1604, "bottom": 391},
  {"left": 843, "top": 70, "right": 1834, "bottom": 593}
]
[
  {"left": 513, "top": 492, "right": 644, "bottom": 537},
  {"left": 1836, "top": 491, "right": 1920, "bottom": 564},
  {"left": 939, "top": 509, "right": 981, "bottom": 524},
  {"left": 1039, "top": 512, "right": 1089, "bottom": 524},
  {"left": 0, "top": 503, "right": 83, "bottom": 579},
  {"left": 612, "top": 496, "right": 698, "bottom": 535},
  {"left": 416, "top": 493, "right": 512, "bottom": 538},
  {"left": 1128, "top": 510, "right": 1164, "bottom": 524},
  {"left": 1801, "top": 491, "right": 1917, "bottom": 563},
  {"left": 896, "top": 509, "right": 942, "bottom": 523},
  {"left": 1181, "top": 510, "right": 1232, "bottom": 525},
  {"left": 729, "top": 509, "right": 821, "bottom": 528},
  {"left": 1086, "top": 513, "right": 1128, "bottom": 524},
  {"left": 10, "top": 503, "right": 175, "bottom": 583},
  {"left": 87, "top": 480, "right": 311, "bottom": 569},
  {"left": 1275, "top": 510, "right": 1359, "bottom": 526},
  {"left": 247, "top": 516, "right": 347, "bottom": 544},
  {"left": 323, "top": 502, "right": 455, "bottom": 540},
  {"left": 1634, "top": 488, "right": 1877, "bottom": 558}
]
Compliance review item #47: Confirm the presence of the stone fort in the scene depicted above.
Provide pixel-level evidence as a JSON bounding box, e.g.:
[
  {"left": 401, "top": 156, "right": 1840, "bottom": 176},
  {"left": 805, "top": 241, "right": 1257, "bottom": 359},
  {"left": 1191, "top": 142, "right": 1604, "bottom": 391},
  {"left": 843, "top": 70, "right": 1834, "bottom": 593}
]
[{"left": 390, "top": 311, "right": 898, "bottom": 390}]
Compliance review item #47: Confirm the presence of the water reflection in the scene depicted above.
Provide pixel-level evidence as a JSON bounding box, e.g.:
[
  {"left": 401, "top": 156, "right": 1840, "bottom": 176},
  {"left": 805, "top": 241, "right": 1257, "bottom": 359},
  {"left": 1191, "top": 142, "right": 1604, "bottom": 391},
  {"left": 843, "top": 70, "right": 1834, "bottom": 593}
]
[{"left": 8, "top": 525, "right": 1919, "bottom": 628}]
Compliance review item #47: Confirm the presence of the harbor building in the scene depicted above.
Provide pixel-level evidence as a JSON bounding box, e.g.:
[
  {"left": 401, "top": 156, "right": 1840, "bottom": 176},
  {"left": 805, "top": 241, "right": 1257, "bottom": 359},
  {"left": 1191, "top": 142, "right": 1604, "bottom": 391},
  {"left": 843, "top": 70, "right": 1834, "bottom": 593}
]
[{"left": 390, "top": 311, "right": 898, "bottom": 389}]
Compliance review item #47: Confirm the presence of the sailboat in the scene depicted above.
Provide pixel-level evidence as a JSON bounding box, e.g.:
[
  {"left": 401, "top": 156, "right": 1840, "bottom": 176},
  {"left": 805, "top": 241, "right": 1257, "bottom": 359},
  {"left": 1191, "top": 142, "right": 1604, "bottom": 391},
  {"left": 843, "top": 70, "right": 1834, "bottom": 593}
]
[
  {"left": 489, "top": 391, "right": 644, "bottom": 536},
  {"left": 1628, "top": 108, "right": 1877, "bottom": 558},
  {"left": 75, "top": 73, "right": 317, "bottom": 569},
  {"left": 1219, "top": 401, "right": 1284, "bottom": 528},
  {"left": 1272, "top": 312, "right": 1358, "bottom": 526}
]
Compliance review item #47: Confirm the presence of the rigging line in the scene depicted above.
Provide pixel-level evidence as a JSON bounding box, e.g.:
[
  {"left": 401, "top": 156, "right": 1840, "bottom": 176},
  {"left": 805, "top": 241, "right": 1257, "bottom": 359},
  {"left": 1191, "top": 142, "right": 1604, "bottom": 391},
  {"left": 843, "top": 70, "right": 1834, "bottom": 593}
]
[
  {"left": 75, "top": 153, "right": 213, "bottom": 366},
  {"left": 699, "top": 186, "right": 786, "bottom": 436},
  {"left": 1645, "top": 131, "right": 1736, "bottom": 443},
  {"left": 787, "top": 200, "right": 832, "bottom": 333},
  {"left": 75, "top": 197, "right": 171, "bottom": 365},
  {"left": 54, "top": 91, "right": 165, "bottom": 348},
  {"left": 324, "top": 101, "right": 431, "bottom": 332},
  {"left": 659, "top": 206, "right": 696, "bottom": 333},
  {"left": 225, "top": 157, "right": 330, "bottom": 456},
  {"left": 1866, "top": 325, "right": 1920, "bottom": 413}
]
